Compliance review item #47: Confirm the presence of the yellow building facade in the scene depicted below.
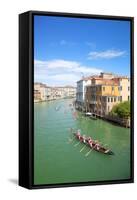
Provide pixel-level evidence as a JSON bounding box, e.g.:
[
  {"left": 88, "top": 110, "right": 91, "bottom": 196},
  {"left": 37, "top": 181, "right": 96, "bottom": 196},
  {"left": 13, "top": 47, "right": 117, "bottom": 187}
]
[
  {"left": 85, "top": 75, "right": 130, "bottom": 116},
  {"left": 85, "top": 83, "right": 121, "bottom": 115},
  {"left": 96, "top": 84, "right": 120, "bottom": 97}
]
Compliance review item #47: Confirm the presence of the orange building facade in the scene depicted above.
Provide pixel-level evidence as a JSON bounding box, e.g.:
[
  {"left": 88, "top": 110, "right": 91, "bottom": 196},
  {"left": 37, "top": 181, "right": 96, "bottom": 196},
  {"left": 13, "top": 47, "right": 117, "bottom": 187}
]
[{"left": 84, "top": 73, "right": 130, "bottom": 115}]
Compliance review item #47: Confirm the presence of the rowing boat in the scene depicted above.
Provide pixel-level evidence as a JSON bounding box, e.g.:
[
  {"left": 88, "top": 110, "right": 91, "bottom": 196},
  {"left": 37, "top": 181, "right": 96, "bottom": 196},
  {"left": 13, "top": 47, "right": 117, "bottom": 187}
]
[{"left": 73, "top": 132, "right": 114, "bottom": 155}]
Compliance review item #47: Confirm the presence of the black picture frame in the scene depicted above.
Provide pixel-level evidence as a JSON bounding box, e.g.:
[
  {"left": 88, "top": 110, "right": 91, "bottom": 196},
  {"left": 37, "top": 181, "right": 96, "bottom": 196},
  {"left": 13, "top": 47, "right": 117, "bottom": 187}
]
[{"left": 19, "top": 10, "right": 134, "bottom": 189}]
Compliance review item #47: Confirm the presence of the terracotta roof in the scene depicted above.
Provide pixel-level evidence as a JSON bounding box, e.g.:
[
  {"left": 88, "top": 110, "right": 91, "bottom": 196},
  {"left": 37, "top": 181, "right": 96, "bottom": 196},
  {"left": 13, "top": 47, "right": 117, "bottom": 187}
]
[
  {"left": 77, "top": 75, "right": 99, "bottom": 82},
  {"left": 77, "top": 73, "right": 129, "bottom": 83},
  {"left": 92, "top": 77, "right": 103, "bottom": 80},
  {"left": 112, "top": 76, "right": 129, "bottom": 80}
]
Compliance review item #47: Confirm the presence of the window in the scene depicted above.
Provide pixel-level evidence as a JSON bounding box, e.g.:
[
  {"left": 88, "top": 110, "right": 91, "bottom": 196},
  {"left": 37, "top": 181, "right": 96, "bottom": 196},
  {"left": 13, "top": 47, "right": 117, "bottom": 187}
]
[
  {"left": 112, "top": 86, "right": 114, "bottom": 91},
  {"left": 108, "top": 97, "right": 110, "bottom": 102},
  {"left": 103, "top": 87, "right": 105, "bottom": 91},
  {"left": 118, "top": 86, "right": 122, "bottom": 91},
  {"left": 111, "top": 97, "right": 113, "bottom": 102},
  {"left": 114, "top": 97, "right": 116, "bottom": 102},
  {"left": 97, "top": 86, "right": 101, "bottom": 92},
  {"left": 128, "top": 86, "right": 130, "bottom": 91},
  {"left": 120, "top": 96, "right": 122, "bottom": 102},
  {"left": 103, "top": 96, "right": 106, "bottom": 101}
]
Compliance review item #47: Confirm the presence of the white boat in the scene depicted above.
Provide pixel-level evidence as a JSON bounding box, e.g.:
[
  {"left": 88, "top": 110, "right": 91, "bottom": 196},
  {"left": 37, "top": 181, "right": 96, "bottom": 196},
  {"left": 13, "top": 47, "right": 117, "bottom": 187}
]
[
  {"left": 85, "top": 112, "right": 92, "bottom": 116},
  {"left": 85, "top": 112, "right": 97, "bottom": 120}
]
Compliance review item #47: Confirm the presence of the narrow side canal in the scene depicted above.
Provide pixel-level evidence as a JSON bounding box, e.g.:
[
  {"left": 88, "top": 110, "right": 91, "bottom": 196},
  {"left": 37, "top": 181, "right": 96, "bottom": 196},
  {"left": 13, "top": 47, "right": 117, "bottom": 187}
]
[{"left": 34, "top": 98, "right": 130, "bottom": 185}]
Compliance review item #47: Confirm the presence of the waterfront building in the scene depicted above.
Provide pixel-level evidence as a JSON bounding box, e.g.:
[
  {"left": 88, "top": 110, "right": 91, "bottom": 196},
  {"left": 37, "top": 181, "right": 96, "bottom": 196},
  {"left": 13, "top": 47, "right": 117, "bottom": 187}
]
[
  {"left": 99, "top": 72, "right": 114, "bottom": 79},
  {"left": 51, "top": 86, "right": 76, "bottom": 99},
  {"left": 76, "top": 72, "right": 130, "bottom": 115},
  {"left": 76, "top": 73, "right": 114, "bottom": 111},
  {"left": 85, "top": 82, "right": 120, "bottom": 115},
  {"left": 34, "top": 83, "right": 76, "bottom": 102},
  {"left": 34, "top": 83, "right": 47, "bottom": 101},
  {"left": 112, "top": 76, "right": 130, "bottom": 102},
  {"left": 76, "top": 77, "right": 93, "bottom": 110},
  {"left": 63, "top": 86, "right": 76, "bottom": 98},
  {"left": 34, "top": 90, "right": 41, "bottom": 102},
  {"left": 44, "top": 86, "right": 54, "bottom": 100}
]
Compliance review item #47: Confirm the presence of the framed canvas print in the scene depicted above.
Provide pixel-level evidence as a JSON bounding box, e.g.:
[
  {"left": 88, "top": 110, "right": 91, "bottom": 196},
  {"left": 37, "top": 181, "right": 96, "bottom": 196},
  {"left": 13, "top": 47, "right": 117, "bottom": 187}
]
[{"left": 19, "top": 11, "right": 134, "bottom": 189}]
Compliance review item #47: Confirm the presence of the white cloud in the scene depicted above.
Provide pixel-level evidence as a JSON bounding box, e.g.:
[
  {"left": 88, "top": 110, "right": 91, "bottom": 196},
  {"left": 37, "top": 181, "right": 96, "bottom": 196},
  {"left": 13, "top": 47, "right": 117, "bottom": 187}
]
[
  {"left": 85, "top": 42, "right": 96, "bottom": 48},
  {"left": 44, "top": 59, "right": 79, "bottom": 69},
  {"left": 34, "top": 59, "right": 102, "bottom": 86},
  {"left": 88, "top": 50, "right": 126, "bottom": 60}
]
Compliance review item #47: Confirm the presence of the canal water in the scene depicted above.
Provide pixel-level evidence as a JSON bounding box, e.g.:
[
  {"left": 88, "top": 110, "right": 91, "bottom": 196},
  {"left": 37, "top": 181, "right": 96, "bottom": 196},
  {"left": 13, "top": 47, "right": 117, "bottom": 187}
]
[{"left": 34, "top": 98, "right": 130, "bottom": 185}]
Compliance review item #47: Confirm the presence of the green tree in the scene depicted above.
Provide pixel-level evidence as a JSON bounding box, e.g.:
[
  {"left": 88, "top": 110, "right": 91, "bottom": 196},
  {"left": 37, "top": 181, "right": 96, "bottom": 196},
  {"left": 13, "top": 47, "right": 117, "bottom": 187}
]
[{"left": 110, "top": 101, "right": 130, "bottom": 119}]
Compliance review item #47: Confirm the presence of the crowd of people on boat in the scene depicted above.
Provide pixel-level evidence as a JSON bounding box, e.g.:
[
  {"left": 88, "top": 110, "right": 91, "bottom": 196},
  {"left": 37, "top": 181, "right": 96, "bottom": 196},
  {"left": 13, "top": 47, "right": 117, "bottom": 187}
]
[
  {"left": 76, "top": 130, "right": 101, "bottom": 150},
  {"left": 68, "top": 128, "right": 113, "bottom": 155}
]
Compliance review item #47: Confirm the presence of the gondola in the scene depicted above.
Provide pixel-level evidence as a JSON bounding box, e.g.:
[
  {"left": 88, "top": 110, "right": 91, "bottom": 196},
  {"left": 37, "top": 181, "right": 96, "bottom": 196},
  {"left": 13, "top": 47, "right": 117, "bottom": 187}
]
[{"left": 73, "top": 132, "right": 114, "bottom": 155}]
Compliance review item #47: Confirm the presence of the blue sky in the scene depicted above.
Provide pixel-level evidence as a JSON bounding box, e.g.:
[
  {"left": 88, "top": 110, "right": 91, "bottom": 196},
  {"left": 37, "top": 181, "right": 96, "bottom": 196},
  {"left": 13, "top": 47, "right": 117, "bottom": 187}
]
[{"left": 34, "top": 15, "right": 131, "bottom": 86}]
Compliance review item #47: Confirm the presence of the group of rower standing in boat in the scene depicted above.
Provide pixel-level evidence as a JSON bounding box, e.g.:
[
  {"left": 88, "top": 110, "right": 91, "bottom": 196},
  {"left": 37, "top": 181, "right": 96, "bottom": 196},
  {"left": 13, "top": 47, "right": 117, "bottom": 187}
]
[
  {"left": 72, "top": 129, "right": 114, "bottom": 155},
  {"left": 76, "top": 130, "right": 101, "bottom": 150}
]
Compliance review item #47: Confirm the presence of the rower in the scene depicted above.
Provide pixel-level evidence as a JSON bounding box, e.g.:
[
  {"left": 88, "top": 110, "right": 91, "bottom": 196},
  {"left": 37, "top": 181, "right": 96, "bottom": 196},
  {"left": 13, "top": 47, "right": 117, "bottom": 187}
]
[
  {"left": 76, "top": 129, "right": 81, "bottom": 139},
  {"left": 82, "top": 135, "right": 86, "bottom": 143},
  {"left": 94, "top": 141, "right": 100, "bottom": 150},
  {"left": 86, "top": 137, "right": 92, "bottom": 147},
  {"left": 88, "top": 137, "right": 92, "bottom": 142}
]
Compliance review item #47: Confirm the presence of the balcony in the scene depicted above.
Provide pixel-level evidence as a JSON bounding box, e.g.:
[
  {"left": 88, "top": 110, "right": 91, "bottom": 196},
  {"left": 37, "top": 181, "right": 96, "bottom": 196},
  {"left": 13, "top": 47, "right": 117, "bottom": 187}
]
[{"left": 89, "top": 100, "right": 97, "bottom": 104}]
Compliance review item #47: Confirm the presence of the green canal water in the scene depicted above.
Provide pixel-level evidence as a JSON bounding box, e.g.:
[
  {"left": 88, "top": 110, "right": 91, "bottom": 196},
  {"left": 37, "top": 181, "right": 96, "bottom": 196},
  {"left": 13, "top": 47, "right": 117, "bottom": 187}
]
[{"left": 34, "top": 98, "right": 130, "bottom": 185}]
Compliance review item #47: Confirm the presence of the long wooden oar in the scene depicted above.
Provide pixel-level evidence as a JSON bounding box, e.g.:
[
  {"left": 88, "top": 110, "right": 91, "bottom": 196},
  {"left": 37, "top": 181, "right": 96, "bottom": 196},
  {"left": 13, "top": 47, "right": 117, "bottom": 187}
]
[
  {"left": 85, "top": 144, "right": 97, "bottom": 157},
  {"left": 74, "top": 141, "right": 81, "bottom": 147},
  {"left": 80, "top": 145, "right": 86, "bottom": 152},
  {"left": 85, "top": 149, "right": 92, "bottom": 157}
]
